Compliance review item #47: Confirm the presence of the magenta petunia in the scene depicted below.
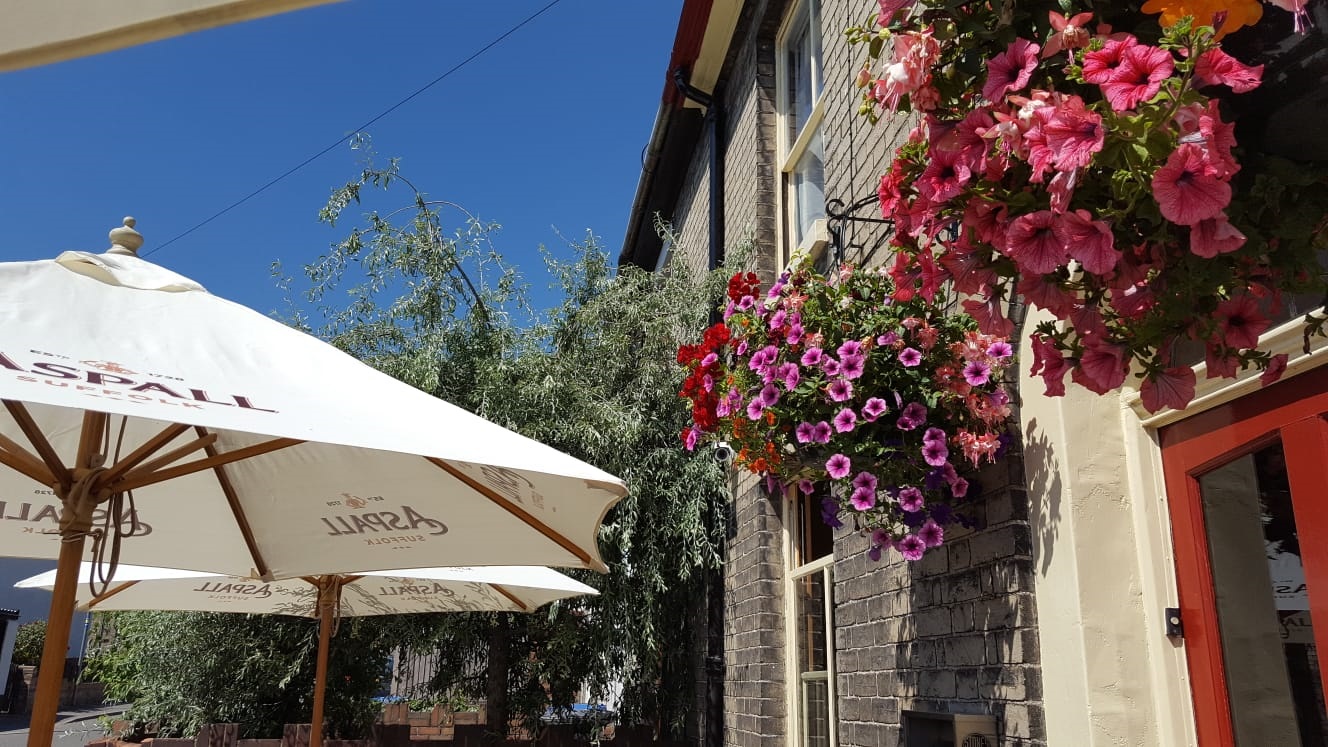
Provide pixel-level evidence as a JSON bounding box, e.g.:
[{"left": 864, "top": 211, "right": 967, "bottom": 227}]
[
  {"left": 758, "top": 383, "right": 781, "bottom": 408},
  {"left": 1081, "top": 36, "right": 1137, "bottom": 84},
  {"left": 838, "top": 340, "right": 864, "bottom": 358},
  {"left": 1101, "top": 44, "right": 1173, "bottom": 112},
  {"left": 826, "top": 454, "right": 852, "bottom": 480},
  {"left": 812, "top": 421, "right": 833, "bottom": 444},
  {"left": 801, "top": 347, "right": 824, "bottom": 367},
  {"left": 1152, "top": 144, "right": 1231, "bottom": 226},
  {"left": 1194, "top": 48, "right": 1263, "bottom": 94},
  {"left": 918, "top": 519, "right": 945, "bottom": 549},
  {"left": 798, "top": 478, "right": 815, "bottom": 495},
  {"left": 950, "top": 478, "right": 970, "bottom": 498},
  {"left": 839, "top": 354, "right": 867, "bottom": 380},
  {"left": 683, "top": 426, "right": 700, "bottom": 451},
  {"left": 898, "top": 347, "right": 923, "bottom": 367},
  {"left": 1041, "top": 95, "right": 1105, "bottom": 172},
  {"left": 983, "top": 38, "right": 1040, "bottom": 102},
  {"left": 1189, "top": 214, "right": 1246, "bottom": 258},
  {"left": 850, "top": 486, "right": 877, "bottom": 511},
  {"left": 922, "top": 440, "right": 949, "bottom": 467},
  {"left": 795, "top": 422, "right": 816, "bottom": 444},
  {"left": 897, "top": 402, "right": 928, "bottom": 431},
  {"left": 735, "top": 340, "right": 748, "bottom": 356},
  {"left": 828, "top": 379, "right": 855, "bottom": 403},
  {"left": 1055, "top": 209, "right": 1118, "bottom": 275},
  {"left": 822, "top": 357, "right": 842, "bottom": 376},
  {"left": 962, "top": 360, "right": 992, "bottom": 386},
  {"left": 877, "top": 332, "right": 899, "bottom": 346},
  {"left": 987, "top": 341, "right": 1013, "bottom": 359},
  {"left": 746, "top": 399, "right": 764, "bottom": 420},
  {"left": 1073, "top": 341, "right": 1130, "bottom": 395},
  {"left": 853, "top": 471, "right": 879, "bottom": 492},
  {"left": 1216, "top": 295, "right": 1270, "bottom": 350},
  {"left": 862, "top": 397, "right": 889, "bottom": 421},
  {"left": 898, "top": 486, "right": 925, "bottom": 512},
  {"left": 834, "top": 408, "right": 858, "bottom": 433},
  {"left": 1261, "top": 353, "right": 1289, "bottom": 386},
  {"left": 897, "top": 534, "right": 926, "bottom": 561}
]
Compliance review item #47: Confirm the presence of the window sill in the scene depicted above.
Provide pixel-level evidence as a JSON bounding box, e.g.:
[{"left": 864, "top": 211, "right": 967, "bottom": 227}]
[{"left": 784, "top": 218, "right": 830, "bottom": 274}]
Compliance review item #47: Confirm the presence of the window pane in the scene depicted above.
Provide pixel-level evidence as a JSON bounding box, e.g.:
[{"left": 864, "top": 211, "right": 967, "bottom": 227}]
[
  {"left": 795, "top": 568, "right": 828, "bottom": 673},
  {"left": 790, "top": 129, "right": 825, "bottom": 248},
  {"left": 796, "top": 492, "right": 834, "bottom": 565},
  {"left": 784, "top": 0, "right": 822, "bottom": 145},
  {"left": 801, "top": 677, "right": 831, "bottom": 747},
  {"left": 1199, "top": 442, "right": 1328, "bottom": 745}
]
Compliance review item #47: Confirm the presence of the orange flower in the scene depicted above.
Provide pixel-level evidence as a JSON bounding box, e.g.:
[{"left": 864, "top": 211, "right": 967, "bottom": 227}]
[{"left": 1141, "top": 0, "right": 1262, "bottom": 38}]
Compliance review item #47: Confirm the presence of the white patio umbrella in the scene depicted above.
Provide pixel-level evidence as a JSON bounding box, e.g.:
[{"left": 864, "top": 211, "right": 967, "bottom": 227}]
[
  {"left": 0, "top": 219, "right": 626, "bottom": 747},
  {"left": 17, "top": 562, "right": 597, "bottom": 747}
]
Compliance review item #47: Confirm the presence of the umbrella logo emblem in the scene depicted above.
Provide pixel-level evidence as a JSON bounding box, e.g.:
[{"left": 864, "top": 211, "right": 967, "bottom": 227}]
[{"left": 80, "top": 360, "right": 137, "bottom": 375}]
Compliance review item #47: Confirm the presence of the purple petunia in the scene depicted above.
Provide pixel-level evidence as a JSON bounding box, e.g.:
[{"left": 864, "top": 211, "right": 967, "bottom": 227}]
[
  {"left": 746, "top": 399, "right": 765, "bottom": 421},
  {"left": 701, "top": 352, "right": 718, "bottom": 367},
  {"left": 801, "top": 347, "right": 824, "bottom": 367},
  {"left": 822, "top": 357, "right": 842, "bottom": 376},
  {"left": 769, "top": 310, "right": 787, "bottom": 330},
  {"left": 963, "top": 360, "right": 992, "bottom": 386},
  {"left": 795, "top": 422, "right": 816, "bottom": 444},
  {"left": 918, "top": 519, "right": 945, "bottom": 548},
  {"left": 850, "top": 486, "right": 877, "bottom": 511},
  {"left": 724, "top": 301, "right": 737, "bottom": 321},
  {"left": 833, "top": 408, "right": 858, "bottom": 433},
  {"left": 812, "top": 421, "right": 833, "bottom": 444},
  {"left": 898, "top": 347, "right": 923, "bottom": 367},
  {"left": 987, "top": 341, "right": 1013, "bottom": 359},
  {"left": 787, "top": 324, "right": 804, "bottom": 345},
  {"left": 852, "top": 471, "right": 878, "bottom": 492},
  {"left": 826, "top": 453, "right": 852, "bottom": 480},
  {"left": 868, "top": 545, "right": 883, "bottom": 562},
  {"left": 737, "top": 295, "right": 756, "bottom": 311},
  {"left": 897, "top": 533, "right": 927, "bottom": 561},
  {"left": 821, "top": 498, "right": 844, "bottom": 529},
  {"left": 798, "top": 479, "right": 815, "bottom": 495},
  {"left": 898, "top": 486, "right": 925, "bottom": 512},
  {"left": 896, "top": 402, "right": 928, "bottom": 431},
  {"left": 839, "top": 354, "right": 866, "bottom": 380},
  {"left": 758, "top": 384, "right": 781, "bottom": 408},
  {"left": 828, "top": 379, "right": 854, "bottom": 402},
  {"left": 950, "top": 478, "right": 970, "bottom": 498},
  {"left": 778, "top": 362, "right": 801, "bottom": 390},
  {"left": 838, "top": 340, "right": 864, "bottom": 358},
  {"left": 877, "top": 332, "right": 899, "bottom": 346},
  {"left": 683, "top": 426, "right": 700, "bottom": 451},
  {"left": 922, "top": 440, "right": 949, "bottom": 467},
  {"left": 862, "top": 397, "right": 889, "bottom": 421},
  {"left": 736, "top": 340, "right": 748, "bottom": 356},
  {"left": 923, "top": 427, "right": 947, "bottom": 445}
]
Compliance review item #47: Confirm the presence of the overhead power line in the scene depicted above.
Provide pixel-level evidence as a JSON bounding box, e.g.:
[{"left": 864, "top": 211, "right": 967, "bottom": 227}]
[{"left": 147, "top": 0, "right": 564, "bottom": 257}]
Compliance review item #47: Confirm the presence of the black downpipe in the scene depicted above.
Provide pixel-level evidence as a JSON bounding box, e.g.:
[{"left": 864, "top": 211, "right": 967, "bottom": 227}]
[{"left": 673, "top": 66, "right": 725, "bottom": 747}]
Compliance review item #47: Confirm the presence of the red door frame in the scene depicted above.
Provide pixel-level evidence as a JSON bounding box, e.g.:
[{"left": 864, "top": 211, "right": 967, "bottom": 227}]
[{"left": 1160, "top": 364, "right": 1328, "bottom": 746}]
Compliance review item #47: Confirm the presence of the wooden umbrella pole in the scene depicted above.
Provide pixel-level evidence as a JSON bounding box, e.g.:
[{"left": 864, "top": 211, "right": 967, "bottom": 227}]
[
  {"left": 309, "top": 579, "right": 335, "bottom": 747},
  {"left": 27, "top": 532, "right": 88, "bottom": 747}
]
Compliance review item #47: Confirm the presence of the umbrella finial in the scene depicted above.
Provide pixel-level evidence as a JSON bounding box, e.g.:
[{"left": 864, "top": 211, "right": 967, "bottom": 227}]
[{"left": 107, "top": 217, "right": 143, "bottom": 256}]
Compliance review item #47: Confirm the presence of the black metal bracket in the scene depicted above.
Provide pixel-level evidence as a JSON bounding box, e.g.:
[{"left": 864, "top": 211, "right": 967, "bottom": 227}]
[
  {"left": 825, "top": 193, "right": 894, "bottom": 268},
  {"left": 1165, "top": 607, "right": 1183, "bottom": 638}
]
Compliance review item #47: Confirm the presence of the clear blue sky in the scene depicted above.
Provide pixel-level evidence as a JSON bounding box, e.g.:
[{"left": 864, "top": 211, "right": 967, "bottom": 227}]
[
  {"left": 0, "top": 0, "right": 683, "bottom": 624},
  {"left": 0, "top": 0, "right": 682, "bottom": 317}
]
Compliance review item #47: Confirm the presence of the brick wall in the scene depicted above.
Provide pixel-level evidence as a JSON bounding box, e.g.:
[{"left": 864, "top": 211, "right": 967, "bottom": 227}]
[{"left": 653, "top": 1, "right": 1044, "bottom": 745}]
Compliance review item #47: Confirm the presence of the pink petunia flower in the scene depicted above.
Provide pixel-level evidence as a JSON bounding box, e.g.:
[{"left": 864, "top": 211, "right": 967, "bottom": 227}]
[
  {"left": 987, "top": 341, "right": 1013, "bottom": 359},
  {"left": 1205, "top": 343, "right": 1240, "bottom": 380},
  {"left": 746, "top": 399, "right": 765, "bottom": 421},
  {"left": 822, "top": 357, "right": 842, "bottom": 376},
  {"left": 917, "top": 519, "right": 945, "bottom": 549},
  {"left": 828, "top": 379, "right": 855, "bottom": 403},
  {"left": 1140, "top": 367, "right": 1197, "bottom": 413},
  {"left": 853, "top": 471, "right": 879, "bottom": 492},
  {"left": 950, "top": 477, "right": 969, "bottom": 498},
  {"left": 1175, "top": 100, "right": 1240, "bottom": 179},
  {"left": 922, "top": 439, "right": 949, "bottom": 467},
  {"left": 916, "top": 147, "right": 973, "bottom": 203},
  {"left": 897, "top": 534, "right": 927, "bottom": 561},
  {"left": 826, "top": 454, "right": 852, "bottom": 480},
  {"left": 1101, "top": 43, "right": 1174, "bottom": 112},
  {"left": 812, "top": 421, "right": 834, "bottom": 444},
  {"left": 1041, "top": 95, "right": 1105, "bottom": 172},
  {"left": 963, "top": 360, "right": 992, "bottom": 386},
  {"left": 795, "top": 422, "right": 816, "bottom": 444},
  {"left": 1190, "top": 213, "right": 1246, "bottom": 258},
  {"left": 798, "top": 479, "right": 815, "bottom": 495},
  {"left": 758, "top": 383, "right": 781, "bottom": 408},
  {"left": 897, "top": 402, "right": 928, "bottom": 431},
  {"left": 834, "top": 408, "right": 858, "bottom": 433},
  {"left": 983, "top": 38, "right": 1041, "bottom": 102},
  {"left": 876, "top": 0, "right": 915, "bottom": 26},
  {"left": 840, "top": 354, "right": 867, "bottom": 380},
  {"left": 898, "top": 347, "right": 923, "bottom": 367},
  {"left": 683, "top": 426, "right": 700, "bottom": 451},
  {"left": 801, "top": 347, "right": 824, "bottom": 367},
  {"left": 1081, "top": 35, "right": 1138, "bottom": 84},
  {"left": 962, "top": 296, "right": 1016, "bottom": 338},
  {"left": 850, "top": 486, "right": 877, "bottom": 511},
  {"left": 898, "top": 487, "right": 925, "bottom": 512},
  {"left": 1029, "top": 334, "right": 1071, "bottom": 397},
  {"left": 1072, "top": 340, "right": 1130, "bottom": 395},
  {"left": 1055, "top": 209, "right": 1119, "bottom": 274},
  {"left": 923, "top": 427, "right": 947, "bottom": 445},
  {"left": 1003, "top": 210, "right": 1067, "bottom": 274},
  {"left": 862, "top": 397, "right": 889, "bottom": 421},
  {"left": 1152, "top": 144, "right": 1232, "bottom": 226},
  {"left": 1216, "top": 295, "right": 1270, "bottom": 350},
  {"left": 1261, "top": 353, "right": 1290, "bottom": 386},
  {"left": 1194, "top": 48, "right": 1263, "bottom": 93}
]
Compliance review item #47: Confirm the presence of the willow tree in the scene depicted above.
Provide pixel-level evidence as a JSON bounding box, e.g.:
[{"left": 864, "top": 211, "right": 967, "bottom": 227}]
[{"left": 284, "top": 154, "right": 734, "bottom": 737}]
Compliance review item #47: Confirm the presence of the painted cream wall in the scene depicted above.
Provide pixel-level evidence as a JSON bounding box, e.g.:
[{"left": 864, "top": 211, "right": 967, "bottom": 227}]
[
  {"left": 0, "top": 0, "right": 340, "bottom": 72},
  {"left": 1024, "top": 304, "right": 1328, "bottom": 746}
]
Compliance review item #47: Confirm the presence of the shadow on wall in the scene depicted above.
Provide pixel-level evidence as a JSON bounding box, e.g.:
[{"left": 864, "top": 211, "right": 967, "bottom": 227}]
[{"left": 1022, "top": 418, "right": 1063, "bottom": 577}]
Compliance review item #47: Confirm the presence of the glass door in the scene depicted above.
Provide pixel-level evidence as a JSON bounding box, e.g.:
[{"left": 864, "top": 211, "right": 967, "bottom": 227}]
[{"left": 1163, "top": 366, "right": 1328, "bottom": 745}]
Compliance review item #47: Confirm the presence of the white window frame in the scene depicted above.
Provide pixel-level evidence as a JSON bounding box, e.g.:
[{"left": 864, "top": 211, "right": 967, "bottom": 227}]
[
  {"left": 775, "top": 0, "right": 827, "bottom": 270},
  {"left": 783, "top": 490, "right": 837, "bottom": 747}
]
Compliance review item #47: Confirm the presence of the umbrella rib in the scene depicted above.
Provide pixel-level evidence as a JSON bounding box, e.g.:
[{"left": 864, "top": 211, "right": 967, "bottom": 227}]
[
  {"left": 0, "top": 437, "right": 55, "bottom": 486},
  {"left": 129, "top": 433, "right": 218, "bottom": 477},
  {"left": 85, "top": 580, "right": 139, "bottom": 609},
  {"left": 109, "top": 437, "right": 303, "bottom": 493},
  {"left": 488, "top": 583, "right": 529, "bottom": 612},
  {"left": 425, "top": 458, "right": 592, "bottom": 566},
  {"left": 195, "top": 427, "right": 271, "bottom": 580},
  {"left": 3, "top": 400, "right": 71, "bottom": 489},
  {"left": 99, "top": 423, "right": 192, "bottom": 485}
]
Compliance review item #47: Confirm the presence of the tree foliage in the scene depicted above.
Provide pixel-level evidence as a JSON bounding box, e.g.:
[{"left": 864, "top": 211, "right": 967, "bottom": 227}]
[
  {"left": 87, "top": 612, "right": 398, "bottom": 739},
  {"left": 286, "top": 153, "right": 736, "bottom": 736},
  {"left": 12, "top": 620, "right": 46, "bottom": 667}
]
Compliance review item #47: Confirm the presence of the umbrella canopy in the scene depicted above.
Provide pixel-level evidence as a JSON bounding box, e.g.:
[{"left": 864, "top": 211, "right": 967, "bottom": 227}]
[
  {"left": 17, "top": 562, "right": 597, "bottom": 747},
  {"left": 15, "top": 563, "right": 597, "bottom": 616},
  {"left": 0, "top": 219, "right": 626, "bottom": 747}
]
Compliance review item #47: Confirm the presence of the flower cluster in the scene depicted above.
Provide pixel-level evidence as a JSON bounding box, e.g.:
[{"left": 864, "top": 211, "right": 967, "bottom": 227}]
[
  {"left": 678, "top": 262, "right": 1013, "bottom": 561},
  {"left": 849, "top": 2, "right": 1327, "bottom": 412}
]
